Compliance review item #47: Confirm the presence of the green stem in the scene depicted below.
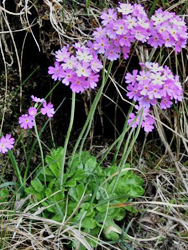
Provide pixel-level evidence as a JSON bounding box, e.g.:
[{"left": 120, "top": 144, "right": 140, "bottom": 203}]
[
  {"left": 112, "top": 104, "right": 134, "bottom": 165},
  {"left": 111, "top": 110, "right": 143, "bottom": 194},
  {"left": 98, "top": 125, "right": 132, "bottom": 166},
  {"left": 34, "top": 118, "right": 46, "bottom": 186},
  {"left": 60, "top": 92, "right": 76, "bottom": 187},
  {"left": 73, "top": 61, "right": 113, "bottom": 163},
  {"left": 8, "top": 150, "right": 23, "bottom": 187}
]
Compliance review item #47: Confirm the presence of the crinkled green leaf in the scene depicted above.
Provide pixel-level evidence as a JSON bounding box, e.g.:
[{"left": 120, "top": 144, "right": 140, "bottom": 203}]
[
  {"left": 65, "top": 179, "right": 77, "bottom": 187},
  {"left": 72, "top": 169, "right": 85, "bottom": 181},
  {"left": 80, "top": 203, "right": 94, "bottom": 217},
  {"left": 45, "top": 188, "right": 52, "bottom": 197},
  {"left": 54, "top": 190, "right": 64, "bottom": 202},
  {"left": 76, "top": 183, "right": 85, "bottom": 199},
  {"left": 31, "top": 179, "right": 44, "bottom": 193},
  {"left": 68, "top": 187, "right": 78, "bottom": 201},
  {"left": 25, "top": 186, "right": 43, "bottom": 200},
  {"left": 68, "top": 151, "right": 91, "bottom": 171},
  {"left": 103, "top": 219, "right": 121, "bottom": 241},
  {"left": 113, "top": 208, "right": 126, "bottom": 221},
  {"left": 48, "top": 178, "right": 56, "bottom": 189},
  {"left": 82, "top": 218, "right": 96, "bottom": 229},
  {"left": 84, "top": 157, "right": 97, "bottom": 173}
]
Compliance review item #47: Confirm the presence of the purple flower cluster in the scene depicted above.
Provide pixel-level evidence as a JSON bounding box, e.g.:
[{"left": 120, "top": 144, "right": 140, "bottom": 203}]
[
  {"left": 91, "top": 3, "right": 187, "bottom": 60},
  {"left": 48, "top": 44, "right": 103, "bottom": 93},
  {"left": 19, "top": 96, "right": 55, "bottom": 130},
  {"left": 148, "top": 9, "right": 187, "bottom": 52},
  {"left": 92, "top": 3, "right": 150, "bottom": 60},
  {"left": 128, "top": 106, "right": 155, "bottom": 133},
  {"left": 0, "top": 134, "right": 14, "bottom": 154},
  {"left": 125, "top": 62, "right": 183, "bottom": 132}
]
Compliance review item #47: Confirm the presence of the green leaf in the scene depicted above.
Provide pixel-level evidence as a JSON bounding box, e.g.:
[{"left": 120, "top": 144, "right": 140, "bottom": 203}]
[
  {"left": 68, "top": 187, "right": 78, "bottom": 201},
  {"left": 96, "top": 203, "right": 108, "bottom": 212},
  {"left": 103, "top": 219, "right": 121, "bottom": 241},
  {"left": 25, "top": 186, "right": 43, "bottom": 200},
  {"left": 51, "top": 214, "right": 63, "bottom": 222},
  {"left": 72, "top": 169, "right": 85, "bottom": 181},
  {"left": 45, "top": 148, "right": 64, "bottom": 178},
  {"left": 109, "top": 171, "right": 145, "bottom": 198},
  {"left": 82, "top": 218, "right": 96, "bottom": 229},
  {"left": 45, "top": 188, "right": 52, "bottom": 197},
  {"left": 76, "top": 183, "right": 85, "bottom": 199},
  {"left": 67, "top": 202, "right": 77, "bottom": 216},
  {"left": 46, "top": 156, "right": 60, "bottom": 178},
  {"left": 48, "top": 178, "right": 56, "bottom": 189},
  {"left": 54, "top": 190, "right": 64, "bottom": 202},
  {"left": 113, "top": 208, "right": 126, "bottom": 221},
  {"left": 84, "top": 157, "right": 97, "bottom": 173},
  {"left": 0, "top": 188, "right": 9, "bottom": 202},
  {"left": 31, "top": 179, "right": 44, "bottom": 193},
  {"left": 65, "top": 179, "right": 77, "bottom": 187},
  {"left": 80, "top": 203, "right": 94, "bottom": 217}
]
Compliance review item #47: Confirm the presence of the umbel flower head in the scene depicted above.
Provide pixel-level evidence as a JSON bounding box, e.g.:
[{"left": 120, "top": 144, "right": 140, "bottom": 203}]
[
  {"left": 48, "top": 43, "right": 102, "bottom": 93},
  {"left": 125, "top": 62, "right": 183, "bottom": 132},
  {"left": 148, "top": 8, "right": 188, "bottom": 52},
  {"left": 92, "top": 3, "right": 151, "bottom": 61},
  {"left": 19, "top": 96, "right": 55, "bottom": 130},
  {"left": 91, "top": 2, "right": 187, "bottom": 61}
]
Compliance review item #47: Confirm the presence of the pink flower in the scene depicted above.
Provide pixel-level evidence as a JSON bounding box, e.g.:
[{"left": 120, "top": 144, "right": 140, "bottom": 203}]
[
  {"left": 114, "top": 19, "right": 128, "bottom": 35},
  {"left": 125, "top": 70, "right": 138, "bottom": 84},
  {"left": 106, "top": 45, "right": 120, "bottom": 61},
  {"left": 31, "top": 95, "right": 44, "bottom": 103},
  {"left": 48, "top": 62, "right": 64, "bottom": 81},
  {"left": 127, "top": 84, "right": 140, "bottom": 101},
  {"left": 94, "top": 37, "right": 109, "bottom": 54},
  {"left": 139, "top": 96, "right": 157, "bottom": 109},
  {"left": 90, "top": 58, "right": 103, "bottom": 73},
  {"left": 117, "top": 3, "right": 133, "bottom": 15},
  {"left": 62, "top": 56, "right": 77, "bottom": 70},
  {"left": 19, "top": 114, "right": 34, "bottom": 129},
  {"left": 122, "top": 46, "right": 130, "bottom": 59},
  {"left": 76, "top": 63, "right": 91, "bottom": 77},
  {"left": 55, "top": 46, "right": 70, "bottom": 62},
  {"left": 160, "top": 96, "right": 173, "bottom": 109},
  {"left": 142, "top": 118, "right": 155, "bottom": 133},
  {"left": 0, "top": 134, "right": 15, "bottom": 153},
  {"left": 148, "top": 31, "right": 163, "bottom": 48},
  {"left": 128, "top": 113, "right": 140, "bottom": 128},
  {"left": 125, "top": 16, "right": 137, "bottom": 29},
  {"left": 119, "top": 34, "right": 134, "bottom": 47},
  {"left": 70, "top": 76, "right": 86, "bottom": 93},
  {"left": 93, "top": 26, "right": 106, "bottom": 38},
  {"left": 41, "top": 102, "right": 55, "bottom": 118},
  {"left": 101, "top": 8, "right": 117, "bottom": 26},
  {"left": 76, "top": 49, "right": 93, "bottom": 62},
  {"left": 88, "top": 74, "right": 99, "bottom": 89},
  {"left": 28, "top": 107, "right": 37, "bottom": 116},
  {"left": 62, "top": 70, "right": 76, "bottom": 86},
  {"left": 136, "top": 71, "right": 150, "bottom": 85}
]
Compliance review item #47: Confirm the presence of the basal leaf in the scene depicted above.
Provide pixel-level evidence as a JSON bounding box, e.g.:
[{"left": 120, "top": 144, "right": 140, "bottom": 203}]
[
  {"left": 0, "top": 188, "right": 9, "bottom": 202},
  {"left": 103, "top": 219, "right": 121, "bottom": 241},
  {"left": 84, "top": 157, "right": 97, "bottom": 173},
  {"left": 31, "top": 179, "right": 44, "bottom": 193},
  {"left": 72, "top": 169, "right": 85, "bottom": 181},
  {"left": 65, "top": 179, "right": 77, "bottom": 187},
  {"left": 76, "top": 183, "right": 85, "bottom": 199},
  {"left": 82, "top": 218, "right": 96, "bottom": 229}
]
